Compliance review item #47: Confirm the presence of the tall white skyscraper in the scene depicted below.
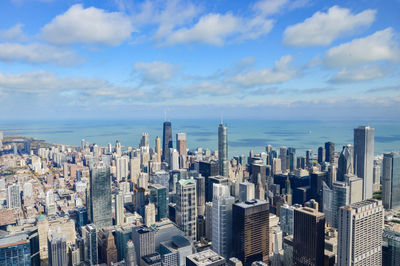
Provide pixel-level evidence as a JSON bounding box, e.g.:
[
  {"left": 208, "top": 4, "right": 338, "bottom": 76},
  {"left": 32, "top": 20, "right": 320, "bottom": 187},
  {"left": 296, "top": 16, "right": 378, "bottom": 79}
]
[
  {"left": 115, "top": 191, "right": 125, "bottom": 226},
  {"left": 116, "top": 156, "right": 129, "bottom": 181},
  {"left": 354, "top": 126, "right": 374, "bottom": 200},
  {"left": 212, "top": 184, "right": 234, "bottom": 258},
  {"left": 176, "top": 179, "right": 197, "bottom": 241},
  {"left": 169, "top": 148, "right": 179, "bottom": 170},
  {"left": 338, "top": 199, "right": 383, "bottom": 266},
  {"left": 145, "top": 203, "right": 156, "bottom": 226},
  {"left": 7, "top": 183, "right": 21, "bottom": 209},
  {"left": 218, "top": 124, "right": 229, "bottom": 177}
]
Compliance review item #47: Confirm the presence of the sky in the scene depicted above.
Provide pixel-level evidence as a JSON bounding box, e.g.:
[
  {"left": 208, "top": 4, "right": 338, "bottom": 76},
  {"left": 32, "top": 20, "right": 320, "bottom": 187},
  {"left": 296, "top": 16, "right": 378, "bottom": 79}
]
[{"left": 0, "top": 0, "right": 399, "bottom": 120}]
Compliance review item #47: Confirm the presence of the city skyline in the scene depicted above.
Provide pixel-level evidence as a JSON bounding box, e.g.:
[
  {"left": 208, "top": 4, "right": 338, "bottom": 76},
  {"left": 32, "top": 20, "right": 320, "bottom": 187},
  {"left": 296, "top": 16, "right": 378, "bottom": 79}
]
[{"left": 0, "top": 0, "right": 399, "bottom": 119}]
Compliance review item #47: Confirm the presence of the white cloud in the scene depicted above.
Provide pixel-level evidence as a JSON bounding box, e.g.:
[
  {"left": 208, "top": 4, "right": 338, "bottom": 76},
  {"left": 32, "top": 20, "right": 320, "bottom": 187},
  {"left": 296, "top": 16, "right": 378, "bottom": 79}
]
[
  {"left": 165, "top": 13, "right": 240, "bottom": 46},
  {"left": 133, "top": 61, "right": 179, "bottom": 83},
  {"left": 324, "top": 28, "right": 400, "bottom": 67},
  {"left": 0, "top": 71, "right": 107, "bottom": 93},
  {"left": 283, "top": 6, "right": 376, "bottom": 47},
  {"left": 0, "top": 43, "right": 84, "bottom": 66},
  {"left": 41, "top": 4, "right": 133, "bottom": 46},
  {"left": 252, "top": 0, "right": 289, "bottom": 16},
  {"left": 230, "top": 55, "right": 298, "bottom": 86},
  {"left": 0, "top": 24, "right": 27, "bottom": 42},
  {"left": 330, "top": 65, "right": 388, "bottom": 83}
]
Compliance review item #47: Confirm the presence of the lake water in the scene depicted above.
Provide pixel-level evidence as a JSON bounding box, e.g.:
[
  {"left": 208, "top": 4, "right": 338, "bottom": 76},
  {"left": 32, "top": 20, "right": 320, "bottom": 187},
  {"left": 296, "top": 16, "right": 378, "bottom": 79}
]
[{"left": 1, "top": 119, "right": 400, "bottom": 157}]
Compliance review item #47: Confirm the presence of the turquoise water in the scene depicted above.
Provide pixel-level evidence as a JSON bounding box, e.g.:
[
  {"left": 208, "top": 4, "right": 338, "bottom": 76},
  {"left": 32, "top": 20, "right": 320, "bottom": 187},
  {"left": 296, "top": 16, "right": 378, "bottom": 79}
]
[{"left": 1, "top": 119, "right": 400, "bottom": 157}]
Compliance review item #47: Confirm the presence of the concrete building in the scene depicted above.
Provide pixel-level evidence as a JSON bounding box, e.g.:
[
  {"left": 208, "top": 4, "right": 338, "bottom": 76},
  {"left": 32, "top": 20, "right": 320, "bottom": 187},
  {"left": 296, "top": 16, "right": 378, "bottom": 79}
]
[
  {"left": 132, "top": 226, "right": 156, "bottom": 265},
  {"left": 239, "top": 182, "right": 255, "bottom": 202},
  {"left": 82, "top": 224, "right": 98, "bottom": 265},
  {"left": 159, "top": 235, "right": 192, "bottom": 266},
  {"left": 176, "top": 179, "right": 197, "bottom": 241},
  {"left": 279, "top": 204, "right": 302, "bottom": 236},
  {"left": 115, "top": 191, "right": 125, "bottom": 226},
  {"left": 7, "top": 183, "right": 21, "bottom": 209},
  {"left": 48, "top": 230, "right": 67, "bottom": 266},
  {"left": 186, "top": 249, "right": 226, "bottom": 266},
  {"left": 338, "top": 199, "right": 383, "bottom": 266},
  {"left": 116, "top": 155, "right": 129, "bottom": 181},
  {"left": 0, "top": 233, "right": 31, "bottom": 265}
]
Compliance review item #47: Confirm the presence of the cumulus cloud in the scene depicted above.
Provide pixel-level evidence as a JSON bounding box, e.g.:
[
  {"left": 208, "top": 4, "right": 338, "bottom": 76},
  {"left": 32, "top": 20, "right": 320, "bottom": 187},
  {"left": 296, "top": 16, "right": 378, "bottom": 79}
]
[
  {"left": 229, "top": 55, "right": 298, "bottom": 86},
  {"left": 41, "top": 4, "right": 133, "bottom": 46},
  {"left": 0, "top": 43, "right": 84, "bottom": 66},
  {"left": 252, "top": 0, "right": 289, "bottom": 16},
  {"left": 133, "top": 61, "right": 179, "bottom": 83},
  {"left": 324, "top": 28, "right": 400, "bottom": 67},
  {"left": 330, "top": 65, "right": 388, "bottom": 83},
  {"left": 283, "top": 6, "right": 375, "bottom": 47},
  {"left": 0, "top": 71, "right": 106, "bottom": 93},
  {"left": 0, "top": 24, "right": 27, "bottom": 42}
]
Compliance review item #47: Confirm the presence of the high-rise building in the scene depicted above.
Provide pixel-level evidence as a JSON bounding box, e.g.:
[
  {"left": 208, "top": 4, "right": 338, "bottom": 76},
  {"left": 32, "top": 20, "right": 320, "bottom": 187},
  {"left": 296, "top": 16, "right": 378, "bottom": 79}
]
[
  {"left": 169, "top": 148, "right": 179, "bottom": 170},
  {"left": 382, "top": 152, "right": 400, "bottom": 210},
  {"left": 338, "top": 199, "right": 383, "bottom": 266},
  {"left": 115, "top": 191, "right": 125, "bottom": 226},
  {"left": 132, "top": 226, "right": 155, "bottom": 265},
  {"left": 7, "top": 183, "right": 21, "bottom": 209},
  {"left": 176, "top": 179, "right": 197, "bottom": 241},
  {"left": 102, "top": 231, "right": 118, "bottom": 265},
  {"left": 232, "top": 199, "right": 269, "bottom": 266},
  {"left": 116, "top": 156, "right": 129, "bottom": 181},
  {"left": 205, "top": 202, "right": 213, "bottom": 241},
  {"left": 206, "top": 175, "right": 229, "bottom": 203},
  {"left": 176, "top": 133, "right": 187, "bottom": 157},
  {"left": 212, "top": 184, "right": 234, "bottom": 259},
  {"left": 239, "top": 182, "right": 255, "bottom": 202},
  {"left": 280, "top": 146, "right": 287, "bottom": 172},
  {"left": 354, "top": 126, "right": 374, "bottom": 200},
  {"left": 82, "top": 224, "right": 98, "bottom": 265},
  {"left": 325, "top": 142, "right": 335, "bottom": 163},
  {"left": 48, "top": 230, "right": 67, "bottom": 266},
  {"left": 0, "top": 233, "right": 31, "bottom": 265},
  {"left": 293, "top": 207, "right": 325, "bottom": 266},
  {"left": 317, "top": 147, "right": 325, "bottom": 164},
  {"left": 140, "top": 133, "right": 149, "bottom": 148},
  {"left": 306, "top": 149, "right": 312, "bottom": 169},
  {"left": 159, "top": 235, "right": 192, "bottom": 266},
  {"left": 125, "top": 240, "right": 137, "bottom": 266},
  {"left": 145, "top": 203, "right": 156, "bottom": 226},
  {"left": 279, "top": 204, "right": 302, "bottom": 236},
  {"left": 155, "top": 137, "right": 161, "bottom": 162},
  {"left": 338, "top": 145, "right": 354, "bottom": 181},
  {"left": 162, "top": 122, "right": 173, "bottom": 163},
  {"left": 149, "top": 184, "right": 167, "bottom": 221},
  {"left": 89, "top": 162, "right": 112, "bottom": 229},
  {"left": 382, "top": 225, "right": 400, "bottom": 266},
  {"left": 199, "top": 161, "right": 219, "bottom": 179},
  {"left": 194, "top": 175, "right": 206, "bottom": 216},
  {"left": 218, "top": 124, "right": 229, "bottom": 177}
]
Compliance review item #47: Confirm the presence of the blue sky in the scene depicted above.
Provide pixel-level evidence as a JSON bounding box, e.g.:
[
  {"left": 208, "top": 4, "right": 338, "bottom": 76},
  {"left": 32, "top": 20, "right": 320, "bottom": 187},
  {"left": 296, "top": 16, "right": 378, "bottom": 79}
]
[{"left": 0, "top": 0, "right": 399, "bottom": 120}]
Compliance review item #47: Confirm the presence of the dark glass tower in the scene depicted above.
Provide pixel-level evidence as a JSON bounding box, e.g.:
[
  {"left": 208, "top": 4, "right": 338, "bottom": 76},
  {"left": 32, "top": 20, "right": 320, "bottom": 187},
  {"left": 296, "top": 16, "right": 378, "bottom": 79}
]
[
  {"left": 337, "top": 145, "right": 353, "bottom": 181},
  {"left": 383, "top": 152, "right": 400, "bottom": 210},
  {"left": 293, "top": 207, "right": 325, "bottom": 266},
  {"left": 162, "top": 122, "right": 173, "bottom": 163},
  {"left": 325, "top": 142, "right": 335, "bottom": 163},
  {"left": 89, "top": 162, "right": 112, "bottom": 228},
  {"left": 232, "top": 199, "right": 269, "bottom": 266},
  {"left": 149, "top": 184, "right": 167, "bottom": 221}
]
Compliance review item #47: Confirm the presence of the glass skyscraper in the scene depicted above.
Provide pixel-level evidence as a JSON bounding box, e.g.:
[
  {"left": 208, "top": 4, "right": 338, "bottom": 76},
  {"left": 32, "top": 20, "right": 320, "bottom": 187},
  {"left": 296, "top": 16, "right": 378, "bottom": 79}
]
[
  {"left": 218, "top": 123, "right": 228, "bottom": 177},
  {"left": 0, "top": 233, "right": 31, "bottom": 266},
  {"left": 89, "top": 162, "right": 112, "bottom": 228},
  {"left": 383, "top": 152, "right": 400, "bottom": 210},
  {"left": 150, "top": 184, "right": 167, "bottom": 221}
]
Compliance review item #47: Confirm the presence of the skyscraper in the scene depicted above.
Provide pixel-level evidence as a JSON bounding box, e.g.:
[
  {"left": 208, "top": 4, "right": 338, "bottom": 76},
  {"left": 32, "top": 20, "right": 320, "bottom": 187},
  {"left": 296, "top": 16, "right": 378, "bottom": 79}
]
[
  {"left": 102, "top": 232, "right": 118, "bottom": 265},
  {"left": 293, "top": 207, "right": 325, "bottom": 266},
  {"left": 155, "top": 137, "right": 161, "bottom": 162},
  {"left": 338, "top": 144, "right": 354, "bottom": 181},
  {"left": 325, "top": 142, "right": 335, "bottom": 163},
  {"left": 116, "top": 155, "right": 129, "bottom": 181},
  {"left": 125, "top": 240, "right": 137, "bottom": 266},
  {"left": 48, "top": 230, "right": 67, "bottom": 266},
  {"left": 354, "top": 126, "right": 375, "bottom": 200},
  {"left": 115, "top": 191, "right": 125, "bottom": 226},
  {"left": 89, "top": 162, "right": 112, "bottom": 228},
  {"left": 317, "top": 147, "right": 325, "bottom": 164},
  {"left": 149, "top": 184, "right": 167, "bottom": 221},
  {"left": 232, "top": 199, "right": 269, "bottom": 266},
  {"left": 162, "top": 122, "right": 173, "bottom": 164},
  {"left": 239, "top": 182, "right": 255, "bottom": 202},
  {"left": 82, "top": 224, "right": 98, "bottom": 265},
  {"left": 176, "top": 179, "right": 197, "bottom": 241},
  {"left": 0, "top": 233, "right": 31, "bottom": 265},
  {"left": 218, "top": 123, "right": 228, "bottom": 177},
  {"left": 140, "top": 133, "right": 149, "bottom": 148},
  {"left": 132, "top": 226, "right": 155, "bottom": 265},
  {"left": 7, "top": 183, "right": 21, "bottom": 209},
  {"left": 194, "top": 175, "right": 206, "bottom": 216},
  {"left": 382, "top": 152, "right": 400, "bottom": 210},
  {"left": 176, "top": 133, "right": 187, "bottom": 157},
  {"left": 212, "top": 184, "right": 234, "bottom": 259},
  {"left": 338, "top": 199, "right": 383, "bottom": 266}
]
